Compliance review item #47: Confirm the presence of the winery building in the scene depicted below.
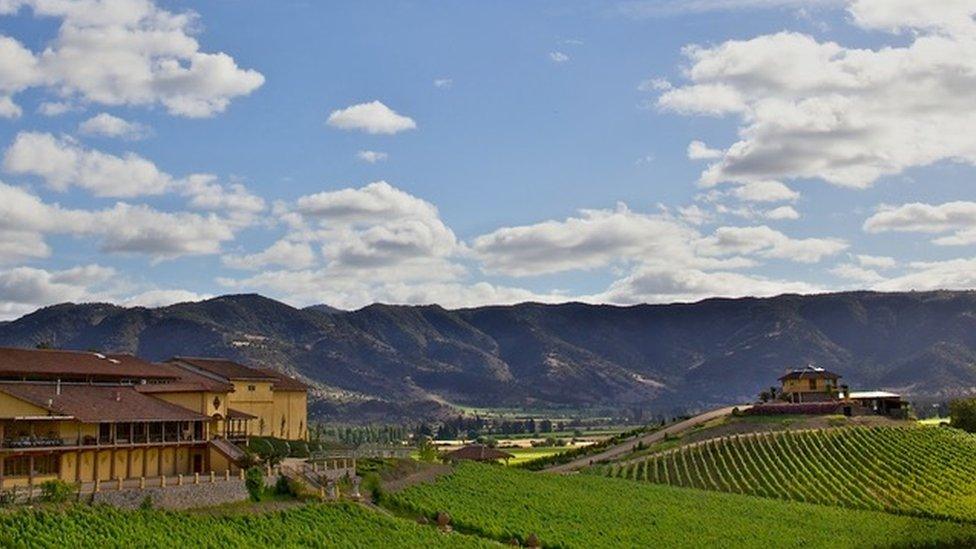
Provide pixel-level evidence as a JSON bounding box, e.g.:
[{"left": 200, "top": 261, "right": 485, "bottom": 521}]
[{"left": 0, "top": 347, "right": 307, "bottom": 490}]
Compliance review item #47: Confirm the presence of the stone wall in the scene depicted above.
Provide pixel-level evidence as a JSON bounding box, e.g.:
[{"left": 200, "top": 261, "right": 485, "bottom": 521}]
[{"left": 91, "top": 479, "right": 248, "bottom": 510}]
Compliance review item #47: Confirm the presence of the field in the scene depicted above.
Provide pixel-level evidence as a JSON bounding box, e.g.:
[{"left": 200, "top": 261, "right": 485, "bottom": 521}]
[
  {"left": 608, "top": 426, "right": 976, "bottom": 521},
  {"left": 384, "top": 462, "right": 976, "bottom": 548},
  {"left": 0, "top": 503, "right": 497, "bottom": 548},
  {"left": 503, "top": 447, "right": 567, "bottom": 465}
]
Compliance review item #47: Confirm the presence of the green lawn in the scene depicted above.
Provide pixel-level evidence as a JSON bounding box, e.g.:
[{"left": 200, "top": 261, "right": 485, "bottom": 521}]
[{"left": 503, "top": 447, "right": 569, "bottom": 465}]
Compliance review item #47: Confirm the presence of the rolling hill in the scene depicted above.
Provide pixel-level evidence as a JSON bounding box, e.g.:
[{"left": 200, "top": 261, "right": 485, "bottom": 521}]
[{"left": 1, "top": 290, "right": 976, "bottom": 420}]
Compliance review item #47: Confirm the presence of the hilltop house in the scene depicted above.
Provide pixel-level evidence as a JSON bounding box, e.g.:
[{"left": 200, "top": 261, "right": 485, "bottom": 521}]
[
  {"left": 758, "top": 366, "right": 907, "bottom": 418},
  {"left": 0, "top": 347, "right": 307, "bottom": 491}
]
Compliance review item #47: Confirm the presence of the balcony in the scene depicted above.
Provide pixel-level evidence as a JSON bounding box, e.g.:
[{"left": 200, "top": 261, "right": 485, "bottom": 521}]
[{"left": 1, "top": 420, "right": 208, "bottom": 451}]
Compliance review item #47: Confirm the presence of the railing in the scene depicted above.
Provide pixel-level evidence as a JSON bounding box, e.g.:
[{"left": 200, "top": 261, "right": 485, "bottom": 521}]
[{"left": 1, "top": 434, "right": 208, "bottom": 449}]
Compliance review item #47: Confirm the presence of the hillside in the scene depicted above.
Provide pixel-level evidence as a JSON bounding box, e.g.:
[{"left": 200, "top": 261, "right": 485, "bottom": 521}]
[
  {"left": 385, "top": 462, "right": 976, "bottom": 547},
  {"left": 608, "top": 426, "right": 976, "bottom": 522},
  {"left": 1, "top": 291, "right": 976, "bottom": 420}
]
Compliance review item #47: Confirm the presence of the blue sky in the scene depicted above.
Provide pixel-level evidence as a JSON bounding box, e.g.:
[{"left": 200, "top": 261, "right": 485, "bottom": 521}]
[{"left": 0, "top": 0, "right": 975, "bottom": 318}]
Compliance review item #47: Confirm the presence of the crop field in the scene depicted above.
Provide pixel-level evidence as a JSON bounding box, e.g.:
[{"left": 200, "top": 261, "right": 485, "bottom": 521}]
[
  {"left": 0, "top": 503, "right": 497, "bottom": 548},
  {"left": 608, "top": 426, "right": 976, "bottom": 522},
  {"left": 385, "top": 462, "right": 976, "bottom": 548}
]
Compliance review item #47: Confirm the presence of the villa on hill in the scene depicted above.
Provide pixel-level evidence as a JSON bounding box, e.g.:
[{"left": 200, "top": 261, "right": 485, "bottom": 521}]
[
  {"left": 754, "top": 366, "right": 907, "bottom": 418},
  {"left": 0, "top": 347, "right": 308, "bottom": 492}
]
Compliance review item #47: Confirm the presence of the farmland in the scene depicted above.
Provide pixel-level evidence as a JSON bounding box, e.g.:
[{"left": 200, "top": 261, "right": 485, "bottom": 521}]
[
  {"left": 0, "top": 503, "right": 497, "bottom": 548},
  {"left": 607, "top": 426, "right": 976, "bottom": 522},
  {"left": 384, "top": 462, "right": 976, "bottom": 548}
]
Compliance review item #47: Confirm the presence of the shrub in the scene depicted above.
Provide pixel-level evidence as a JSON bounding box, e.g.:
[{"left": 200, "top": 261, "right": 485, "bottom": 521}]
[
  {"left": 950, "top": 398, "right": 976, "bottom": 433},
  {"left": 39, "top": 479, "right": 75, "bottom": 504},
  {"left": 245, "top": 466, "right": 265, "bottom": 502},
  {"left": 362, "top": 472, "right": 384, "bottom": 503},
  {"left": 139, "top": 495, "right": 154, "bottom": 511},
  {"left": 275, "top": 474, "right": 294, "bottom": 496}
]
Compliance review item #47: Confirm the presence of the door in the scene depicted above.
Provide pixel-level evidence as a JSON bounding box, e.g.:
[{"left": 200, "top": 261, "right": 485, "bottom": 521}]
[{"left": 192, "top": 453, "right": 203, "bottom": 474}]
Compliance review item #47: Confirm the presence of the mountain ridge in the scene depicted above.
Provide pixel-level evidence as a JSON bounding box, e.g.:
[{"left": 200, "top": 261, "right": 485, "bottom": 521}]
[{"left": 1, "top": 290, "right": 975, "bottom": 421}]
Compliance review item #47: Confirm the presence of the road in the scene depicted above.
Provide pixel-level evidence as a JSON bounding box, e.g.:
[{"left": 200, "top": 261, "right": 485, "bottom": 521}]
[{"left": 544, "top": 404, "right": 751, "bottom": 473}]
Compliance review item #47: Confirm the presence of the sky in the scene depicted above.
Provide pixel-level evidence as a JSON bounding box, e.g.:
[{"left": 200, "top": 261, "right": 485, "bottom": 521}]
[{"left": 0, "top": 0, "right": 975, "bottom": 319}]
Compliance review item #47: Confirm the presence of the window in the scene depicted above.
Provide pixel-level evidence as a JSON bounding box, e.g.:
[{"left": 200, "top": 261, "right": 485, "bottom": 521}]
[
  {"left": 247, "top": 385, "right": 256, "bottom": 391},
  {"left": 809, "top": 379, "right": 817, "bottom": 390},
  {"left": 3, "top": 455, "right": 58, "bottom": 476}
]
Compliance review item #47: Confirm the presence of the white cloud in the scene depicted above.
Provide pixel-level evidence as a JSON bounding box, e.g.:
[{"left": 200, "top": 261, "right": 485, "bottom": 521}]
[
  {"left": 873, "top": 258, "right": 976, "bottom": 293},
  {"left": 79, "top": 113, "right": 151, "bottom": 140},
  {"left": 433, "top": 78, "right": 453, "bottom": 88},
  {"left": 596, "top": 265, "right": 821, "bottom": 304},
  {"left": 121, "top": 289, "right": 210, "bottom": 308},
  {"left": 658, "top": 1, "right": 976, "bottom": 190},
  {"left": 0, "top": 264, "right": 115, "bottom": 317},
  {"left": 638, "top": 77, "right": 672, "bottom": 92},
  {"left": 0, "top": 95, "right": 21, "bottom": 118},
  {"left": 697, "top": 225, "right": 846, "bottom": 263},
  {"left": 687, "top": 140, "right": 723, "bottom": 160},
  {"left": 4, "top": 132, "right": 172, "bottom": 197},
  {"left": 0, "top": 0, "right": 264, "bottom": 117},
  {"left": 765, "top": 205, "right": 800, "bottom": 220},
  {"left": 830, "top": 263, "right": 883, "bottom": 283},
  {"left": 36, "top": 101, "right": 76, "bottom": 116},
  {"left": 327, "top": 101, "right": 416, "bottom": 135},
  {"left": 730, "top": 180, "right": 798, "bottom": 203},
  {"left": 549, "top": 51, "right": 570, "bottom": 63},
  {"left": 223, "top": 239, "right": 316, "bottom": 271},
  {"left": 615, "top": 0, "right": 844, "bottom": 18},
  {"left": 863, "top": 201, "right": 976, "bottom": 246},
  {"left": 356, "top": 150, "right": 388, "bottom": 163},
  {"left": 0, "top": 181, "right": 237, "bottom": 260},
  {"left": 856, "top": 254, "right": 896, "bottom": 269}
]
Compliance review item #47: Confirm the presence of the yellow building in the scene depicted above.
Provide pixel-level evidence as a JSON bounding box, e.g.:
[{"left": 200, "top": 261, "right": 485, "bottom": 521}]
[
  {"left": 0, "top": 347, "right": 308, "bottom": 490},
  {"left": 166, "top": 357, "right": 308, "bottom": 441},
  {"left": 778, "top": 366, "right": 841, "bottom": 403}
]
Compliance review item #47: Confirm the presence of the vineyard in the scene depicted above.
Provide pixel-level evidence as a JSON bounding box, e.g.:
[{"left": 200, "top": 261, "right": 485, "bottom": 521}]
[
  {"left": 607, "top": 426, "right": 976, "bottom": 522},
  {"left": 0, "top": 503, "right": 497, "bottom": 548},
  {"left": 385, "top": 462, "right": 976, "bottom": 548}
]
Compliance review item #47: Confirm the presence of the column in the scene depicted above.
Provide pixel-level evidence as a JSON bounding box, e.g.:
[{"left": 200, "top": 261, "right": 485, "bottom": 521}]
[
  {"left": 110, "top": 449, "right": 116, "bottom": 480},
  {"left": 0, "top": 455, "right": 5, "bottom": 490}
]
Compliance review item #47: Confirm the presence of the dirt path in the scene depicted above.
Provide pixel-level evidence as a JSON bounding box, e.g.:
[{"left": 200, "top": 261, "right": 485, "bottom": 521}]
[
  {"left": 383, "top": 464, "right": 453, "bottom": 493},
  {"left": 544, "top": 405, "right": 751, "bottom": 473}
]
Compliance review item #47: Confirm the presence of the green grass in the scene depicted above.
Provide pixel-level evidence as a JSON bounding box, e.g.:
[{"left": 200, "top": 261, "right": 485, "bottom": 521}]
[
  {"left": 503, "top": 447, "right": 568, "bottom": 465},
  {"left": 385, "top": 463, "right": 976, "bottom": 548},
  {"left": 609, "top": 425, "right": 976, "bottom": 522},
  {"left": 0, "top": 503, "right": 498, "bottom": 547},
  {"left": 918, "top": 417, "right": 950, "bottom": 426}
]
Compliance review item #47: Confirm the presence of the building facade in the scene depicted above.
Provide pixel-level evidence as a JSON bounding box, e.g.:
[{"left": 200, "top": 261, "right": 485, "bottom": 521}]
[
  {"left": 778, "top": 367, "right": 842, "bottom": 403},
  {"left": 0, "top": 347, "right": 308, "bottom": 490}
]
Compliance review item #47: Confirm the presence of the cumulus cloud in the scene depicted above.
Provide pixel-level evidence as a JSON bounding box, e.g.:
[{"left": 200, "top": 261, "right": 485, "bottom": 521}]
[
  {"left": 121, "top": 289, "right": 210, "bottom": 308},
  {"left": 0, "top": 181, "right": 236, "bottom": 261},
  {"left": 223, "top": 239, "right": 317, "bottom": 271},
  {"left": 730, "top": 180, "right": 798, "bottom": 203},
  {"left": 0, "top": 0, "right": 263, "bottom": 117},
  {"left": 765, "top": 205, "right": 800, "bottom": 220},
  {"left": 873, "top": 258, "right": 976, "bottom": 293},
  {"left": 596, "top": 265, "right": 821, "bottom": 304},
  {"left": 863, "top": 201, "right": 976, "bottom": 246},
  {"left": 356, "top": 150, "right": 388, "bottom": 163},
  {"left": 697, "top": 225, "right": 846, "bottom": 263},
  {"left": 857, "top": 254, "right": 896, "bottom": 269},
  {"left": 327, "top": 101, "right": 416, "bottom": 135},
  {"left": 658, "top": 0, "right": 976, "bottom": 190},
  {"left": 0, "top": 264, "right": 115, "bottom": 318},
  {"left": 687, "top": 140, "right": 723, "bottom": 160},
  {"left": 79, "top": 113, "right": 151, "bottom": 140}
]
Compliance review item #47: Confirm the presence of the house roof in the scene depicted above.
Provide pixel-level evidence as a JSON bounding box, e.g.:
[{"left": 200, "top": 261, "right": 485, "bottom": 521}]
[
  {"left": 442, "top": 444, "right": 514, "bottom": 461},
  {"left": 168, "top": 357, "right": 277, "bottom": 382},
  {"left": 0, "top": 383, "right": 208, "bottom": 423},
  {"left": 253, "top": 368, "right": 309, "bottom": 392},
  {"left": 134, "top": 362, "right": 233, "bottom": 394},
  {"left": 226, "top": 408, "right": 258, "bottom": 420},
  {"left": 0, "top": 347, "right": 175, "bottom": 382},
  {"left": 778, "top": 368, "right": 841, "bottom": 381}
]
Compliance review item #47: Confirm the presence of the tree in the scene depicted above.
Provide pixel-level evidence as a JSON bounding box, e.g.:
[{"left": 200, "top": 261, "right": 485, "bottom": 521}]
[
  {"left": 950, "top": 398, "right": 976, "bottom": 433},
  {"left": 416, "top": 437, "right": 439, "bottom": 463}
]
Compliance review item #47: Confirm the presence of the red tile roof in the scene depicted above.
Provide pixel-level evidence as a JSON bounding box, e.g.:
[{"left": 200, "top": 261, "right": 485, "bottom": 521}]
[
  {"left": 168, "top": 357, "right": 277, "bottom": 382},
  {"left": 778, "top": 368, "right": 841, "bottom": 381},
  {"left": 0, "top": 383, "right": 208, "bottom": 423},
  {"left": 226, "top": 408, "right": 258, "bottom": 419},
  {"left": 135, "top": 362, "right": 233, "bottom": 394},
  {"left": 0, "top": 347, "right": 176, "bottom": 382},
  {"left": 254, "top": 368, "right": 309, "bottom": 392}
]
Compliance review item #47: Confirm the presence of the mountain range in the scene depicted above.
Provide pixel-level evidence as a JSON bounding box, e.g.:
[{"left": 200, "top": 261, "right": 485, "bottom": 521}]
[{"left": 1, "top": 290, "right": 975, "bottom": 421}]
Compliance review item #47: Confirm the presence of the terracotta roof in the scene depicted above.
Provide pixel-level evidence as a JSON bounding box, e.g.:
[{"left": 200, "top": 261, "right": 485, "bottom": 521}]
[
  {"left": 168, "top": 357, "right": 277, "bottom": 382},
  {"left": 0, "top": 347, "right": 176, "bottom": 382},
  {"left": 227, "top": 408, "right": 258, "bottom": 419},
  {"left": 254, "top": 368, "right": 309, "bottom": 392},
  {"left": 0, "top": 383, "right": 208, "bottom": 422},
  {"left": 135, "top": 362, "right": 233, "bottom": 394},
  {"left": 778, "top": 368, "right": 841, "bottom": 381},
  {"left": 442, "top": 444, "right": 514, "bottom": 462}
]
